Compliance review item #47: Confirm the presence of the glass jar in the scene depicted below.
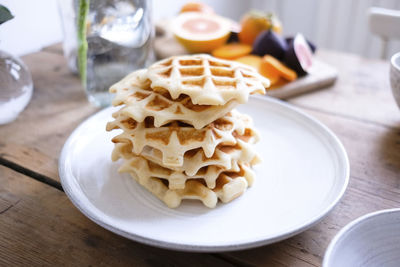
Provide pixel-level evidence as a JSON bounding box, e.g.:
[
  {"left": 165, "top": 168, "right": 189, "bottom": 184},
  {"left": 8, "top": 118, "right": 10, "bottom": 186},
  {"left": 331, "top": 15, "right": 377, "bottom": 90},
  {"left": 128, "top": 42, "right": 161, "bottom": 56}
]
[
  {"left": 58, "top": 0, "right": 154, "bottom": 107},
  {"left": 0, "top": 50, "right": 33, "bottom": 125}
]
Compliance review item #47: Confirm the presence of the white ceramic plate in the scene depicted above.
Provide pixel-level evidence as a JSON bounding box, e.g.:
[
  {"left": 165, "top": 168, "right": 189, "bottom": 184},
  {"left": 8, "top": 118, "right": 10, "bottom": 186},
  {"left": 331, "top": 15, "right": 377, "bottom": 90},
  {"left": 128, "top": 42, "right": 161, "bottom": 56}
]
[
  {"left": 323, "top": 209, "right": 400, "bottom": 267},
  {"left": 59, "top": 96, "right": 349, "bottom": 252}
]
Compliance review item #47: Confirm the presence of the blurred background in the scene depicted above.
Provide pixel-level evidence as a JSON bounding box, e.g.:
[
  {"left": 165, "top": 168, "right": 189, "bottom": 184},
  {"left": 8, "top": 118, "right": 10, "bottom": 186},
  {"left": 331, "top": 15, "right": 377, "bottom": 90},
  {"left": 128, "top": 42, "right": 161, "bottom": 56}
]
[{"left": 1, "top": 0, "right": 400, "bottom": 58}]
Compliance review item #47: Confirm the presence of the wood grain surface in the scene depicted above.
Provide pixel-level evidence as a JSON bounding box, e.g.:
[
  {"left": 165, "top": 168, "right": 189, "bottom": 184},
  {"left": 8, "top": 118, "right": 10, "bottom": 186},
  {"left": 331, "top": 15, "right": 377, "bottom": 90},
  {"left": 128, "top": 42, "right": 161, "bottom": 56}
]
[
  {"left": 0, "top": 51, "right": 98, "bottom": 181},
  {"left": 0, "top": 166, "right": 233, "bottom": 267},
  {"left": 0, "top": 44, "right": 400, "bottom": 266}
]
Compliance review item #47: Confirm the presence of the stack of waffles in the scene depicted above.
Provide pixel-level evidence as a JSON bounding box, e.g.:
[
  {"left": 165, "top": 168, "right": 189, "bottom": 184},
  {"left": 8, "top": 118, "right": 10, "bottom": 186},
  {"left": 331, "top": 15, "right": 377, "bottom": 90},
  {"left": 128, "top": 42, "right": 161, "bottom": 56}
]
[{"left": 107, "top": 54, "right": 270, "bottom": 208}]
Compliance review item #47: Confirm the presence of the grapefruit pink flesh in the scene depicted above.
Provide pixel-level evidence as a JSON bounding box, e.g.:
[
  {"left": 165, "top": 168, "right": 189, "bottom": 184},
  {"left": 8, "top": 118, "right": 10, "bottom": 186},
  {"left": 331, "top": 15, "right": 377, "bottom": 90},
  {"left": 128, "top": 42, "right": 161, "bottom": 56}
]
[{"left": 172, "top": 12, "right": 232, "bottom": 53}]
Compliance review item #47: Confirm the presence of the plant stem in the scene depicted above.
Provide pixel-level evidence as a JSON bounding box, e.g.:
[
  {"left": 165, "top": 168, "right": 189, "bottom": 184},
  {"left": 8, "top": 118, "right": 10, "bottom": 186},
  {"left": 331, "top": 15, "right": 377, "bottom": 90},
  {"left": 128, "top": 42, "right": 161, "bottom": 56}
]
[{"left": 77, "top": 0, "right": 89, "bottom": 88}]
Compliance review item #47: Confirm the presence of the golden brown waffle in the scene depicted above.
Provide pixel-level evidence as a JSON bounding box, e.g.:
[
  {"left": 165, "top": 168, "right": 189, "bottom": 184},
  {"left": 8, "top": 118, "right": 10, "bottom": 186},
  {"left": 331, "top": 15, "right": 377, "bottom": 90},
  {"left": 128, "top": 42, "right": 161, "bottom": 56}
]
[
  {"left": 107, "top": 55, "right": 267, "bottom": 209},
  {"left": 145, "top": 54, "right": 269, "bottom": 105},
  {"left": 110, "top": 69, "right": 239, "bottom": 129},
  {"left": 138, "top": 139, "right": 261, "bottom": 176},
  {"left": 106, "top": 109, "right": 258, "bottom": 167},
  {"left": 112, "top": 142, "right": 255, "bottom": 190},
  {"left": 120, "top": 156, "right": 255, "bottom": 208}
]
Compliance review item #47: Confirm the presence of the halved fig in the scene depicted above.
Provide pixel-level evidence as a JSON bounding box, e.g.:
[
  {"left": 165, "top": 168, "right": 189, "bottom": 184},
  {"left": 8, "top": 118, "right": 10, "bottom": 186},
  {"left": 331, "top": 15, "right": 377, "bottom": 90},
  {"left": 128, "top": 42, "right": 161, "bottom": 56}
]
[
  {"left": 285, "top": 36, "right": 316, "bottom": 53},
  {"left": 283, "top": 33, "right": 313, "bottom": 76}
]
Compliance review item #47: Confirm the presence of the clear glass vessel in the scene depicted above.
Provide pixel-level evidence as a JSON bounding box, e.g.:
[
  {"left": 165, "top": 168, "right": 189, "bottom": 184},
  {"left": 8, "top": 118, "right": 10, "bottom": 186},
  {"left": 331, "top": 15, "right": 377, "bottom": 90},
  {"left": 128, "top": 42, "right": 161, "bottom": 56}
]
[
  {"left": 58, "top": 0, "right": 154, "bottom": 107},
  {"left": 0, "top": 50, "right": 33, "bottom": 125}
]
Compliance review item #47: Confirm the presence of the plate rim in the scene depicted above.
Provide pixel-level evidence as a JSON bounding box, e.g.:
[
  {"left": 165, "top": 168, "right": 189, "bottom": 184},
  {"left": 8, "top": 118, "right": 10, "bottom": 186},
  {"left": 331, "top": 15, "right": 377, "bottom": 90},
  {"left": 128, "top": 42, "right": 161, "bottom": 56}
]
[
  {"left": 59, "top": 95, "right": 350, "bottom": 252},
  {"left": 322, "top": 208, "right": 400, "bottom": 267}
]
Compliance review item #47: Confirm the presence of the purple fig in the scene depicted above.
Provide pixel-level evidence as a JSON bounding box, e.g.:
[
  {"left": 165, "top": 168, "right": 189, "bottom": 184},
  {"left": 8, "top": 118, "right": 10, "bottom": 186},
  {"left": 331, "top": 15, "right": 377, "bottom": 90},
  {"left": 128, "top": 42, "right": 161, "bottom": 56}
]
[
  {"left": 284, "top": 33, "right": 313, "bottom": 76},
  {"left": 252, "top": 30, "right": 288, "bottom": 60},
  {"left": 285, "top": 36, "right": 317, "bottom": 53}
]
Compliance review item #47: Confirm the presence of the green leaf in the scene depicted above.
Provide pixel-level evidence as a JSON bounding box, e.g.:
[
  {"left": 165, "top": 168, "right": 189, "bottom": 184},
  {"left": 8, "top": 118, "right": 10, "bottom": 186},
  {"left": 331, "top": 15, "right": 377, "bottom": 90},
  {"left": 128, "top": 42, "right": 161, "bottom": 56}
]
[
  {"left": 0, "top": 5, "right": 14, "bottom": 25},
  {"left": 77, "top": 0, "right": 89, "bottom": 88}
]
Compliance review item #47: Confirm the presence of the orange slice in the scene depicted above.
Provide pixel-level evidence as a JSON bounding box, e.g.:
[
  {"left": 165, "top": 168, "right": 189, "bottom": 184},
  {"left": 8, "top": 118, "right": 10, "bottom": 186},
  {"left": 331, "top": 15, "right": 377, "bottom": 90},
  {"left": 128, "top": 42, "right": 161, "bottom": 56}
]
[
  {"left": 235, "top": 55, "right": 262, "bottom": 70},
  {"left": 261, "top": 55, "right": 297, "bottom": 82},
  {"left": 211, "top": 43, "right": 252, "bottom": 60},
  {"left": 259, "top": 65, "right": 280, "bottom": 86}
]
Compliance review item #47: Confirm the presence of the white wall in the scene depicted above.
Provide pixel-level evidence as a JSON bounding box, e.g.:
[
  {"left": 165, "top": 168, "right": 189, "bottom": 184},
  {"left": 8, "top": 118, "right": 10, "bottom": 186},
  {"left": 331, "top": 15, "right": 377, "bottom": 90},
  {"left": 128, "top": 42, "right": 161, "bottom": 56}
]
[
  {"left": 0, "top": 0, "right": 63, "bottom": 56},
  {"left": 153, "top": 0, "right": 248, "bottom": 21},
  {"left": 1, "top": 0, "right": 399, "bottom": 59}
]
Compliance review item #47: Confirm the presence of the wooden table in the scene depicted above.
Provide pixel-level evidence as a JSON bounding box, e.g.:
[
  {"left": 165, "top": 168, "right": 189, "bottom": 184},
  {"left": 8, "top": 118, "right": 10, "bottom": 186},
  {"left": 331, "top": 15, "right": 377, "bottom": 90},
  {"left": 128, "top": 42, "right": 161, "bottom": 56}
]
[{"left": 1, "top": 45, "right": 400, "bottom": 266}]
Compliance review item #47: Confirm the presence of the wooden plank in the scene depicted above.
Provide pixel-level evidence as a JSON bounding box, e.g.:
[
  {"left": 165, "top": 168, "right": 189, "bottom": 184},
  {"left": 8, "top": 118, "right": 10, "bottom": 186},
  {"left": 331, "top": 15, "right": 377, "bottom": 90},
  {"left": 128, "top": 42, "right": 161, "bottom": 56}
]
[
  {"left": 0, "top": 51, "right": 99, "bottom": 180},
  {"left": 306, "top": 109, "right": 400, "bottom": 184},
  {"left": 0, "top": 166, "right": 233, "bottom": 266},
  {"left": 288, "top": 50, "right": 400, "bottom": 128},
  {"left": 224, "top": 109, "right": 400, "bottom": 266},
  {"left": 41, "top": 43, "right": 63, "bottom": 55}
]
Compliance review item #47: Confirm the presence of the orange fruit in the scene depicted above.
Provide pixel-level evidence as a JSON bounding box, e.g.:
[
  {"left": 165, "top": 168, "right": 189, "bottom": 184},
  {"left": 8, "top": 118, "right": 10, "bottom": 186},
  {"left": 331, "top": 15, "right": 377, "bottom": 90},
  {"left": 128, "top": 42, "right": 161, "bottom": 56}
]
[
  {"left": 180, "top": 2, "right": 214, "bottom": 14},
  {"left": 259, "top": 63, "right": 281, "bottom": 86},
  {"left": 261, "top": 55, "right": 297, "bottom": 81},
  {"left": 259, "top": 55, "right": 297, "bottom": 86},
  {"left": 238, "top": 11, "right": 282, "bottom": 45},
  {"left": 211, "top": 43, "right": 252, "bottom": 60},
  {"left": 172, "top": 12, "right": 232, "bottom": 53},
  {"left": 234, "top": 55, "right": 262, "bottom": 70}
]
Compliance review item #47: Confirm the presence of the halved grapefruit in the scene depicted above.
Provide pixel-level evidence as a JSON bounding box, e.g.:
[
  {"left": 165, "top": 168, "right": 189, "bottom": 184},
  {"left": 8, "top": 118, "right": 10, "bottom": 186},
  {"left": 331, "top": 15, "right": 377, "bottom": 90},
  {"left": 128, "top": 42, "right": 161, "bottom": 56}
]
[{"left": 171, "top": 12, "right": 232, "bottom": 53}]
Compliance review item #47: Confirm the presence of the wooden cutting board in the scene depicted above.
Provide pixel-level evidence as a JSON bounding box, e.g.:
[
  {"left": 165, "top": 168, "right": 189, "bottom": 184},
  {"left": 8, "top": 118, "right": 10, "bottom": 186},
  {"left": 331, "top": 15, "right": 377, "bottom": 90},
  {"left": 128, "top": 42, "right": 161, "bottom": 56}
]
[{"left": 154, "top": 20, "right": 337, "bottom": 99}]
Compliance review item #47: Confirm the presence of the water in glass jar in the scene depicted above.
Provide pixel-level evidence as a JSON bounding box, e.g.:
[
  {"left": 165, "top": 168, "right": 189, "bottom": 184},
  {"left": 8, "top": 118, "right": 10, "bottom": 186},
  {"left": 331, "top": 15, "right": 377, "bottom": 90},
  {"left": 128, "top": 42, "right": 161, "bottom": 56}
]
[
  {"left": 58, "top": 0, "right": 153, "bottom": 107},
  {"left": 85, "top": 0, "right": 153, "bottom": 107},
  {"left": 0, "top": 51, "right": 33, "bottom": 125}
]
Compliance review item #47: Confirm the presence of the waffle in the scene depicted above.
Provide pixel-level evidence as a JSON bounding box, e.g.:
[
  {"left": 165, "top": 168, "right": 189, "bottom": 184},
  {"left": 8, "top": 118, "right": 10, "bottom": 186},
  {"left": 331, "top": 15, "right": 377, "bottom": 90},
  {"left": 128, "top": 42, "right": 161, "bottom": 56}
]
[
  {"left": 113, "top": 142, "right": 255, "bottom": 189},
  {"left": 138, "top": 139, "right": 261, "bottom": 176},
  {"left": 123, "top": 159, "right": 255, "bottom": 208},
  {"left": 106, "top": 109, "right": 258, "bottom": 167},
  {"left": 145, "top": 54, "right": 269, "bottom": 105},
  {"left": 110, "top": 69, "right": 239, "bottom": 129},
  {"left": 107, "top": 55, "right": 266, "bottom": 209}
]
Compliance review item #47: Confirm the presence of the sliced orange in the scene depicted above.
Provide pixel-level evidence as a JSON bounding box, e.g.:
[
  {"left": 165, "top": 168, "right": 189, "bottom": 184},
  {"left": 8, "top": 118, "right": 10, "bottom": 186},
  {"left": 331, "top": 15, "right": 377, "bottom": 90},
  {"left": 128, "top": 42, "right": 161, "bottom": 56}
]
[
  {"left": 172, "top": 12, "right": 232, "bottom": 53},
  {"left": 261, "top": 55, "right": 297, "bottom": 82},
  {"left": 259, "top": 64, "right": 281, "bottom": 86},
  {"left": 211, "top": 43, "right": 252, "bottom": 60},
  {"left": 234, "top": 55, "right": 262, "bottom": 70}
]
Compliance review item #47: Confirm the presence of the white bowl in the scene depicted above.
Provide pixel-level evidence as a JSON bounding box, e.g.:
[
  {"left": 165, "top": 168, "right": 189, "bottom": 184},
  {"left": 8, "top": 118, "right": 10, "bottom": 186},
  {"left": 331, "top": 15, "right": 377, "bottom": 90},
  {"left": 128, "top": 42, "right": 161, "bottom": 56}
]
[
  {"left": 390, "top": 52, "right": 400, "bottom": 108},
  {"left": 323, "top": 209, "right": 400, "bottom": 267}
]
